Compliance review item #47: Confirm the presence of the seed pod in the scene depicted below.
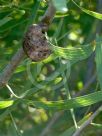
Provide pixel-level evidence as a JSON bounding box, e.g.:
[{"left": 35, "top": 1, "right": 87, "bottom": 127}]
[{"left": 23, "top": 24, "right": 51, "bottom": 62}]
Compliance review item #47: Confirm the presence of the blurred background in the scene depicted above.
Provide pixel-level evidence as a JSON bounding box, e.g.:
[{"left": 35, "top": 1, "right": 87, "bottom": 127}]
[{"left": 0, "top": 0, "right": 102, "bottom": 136}]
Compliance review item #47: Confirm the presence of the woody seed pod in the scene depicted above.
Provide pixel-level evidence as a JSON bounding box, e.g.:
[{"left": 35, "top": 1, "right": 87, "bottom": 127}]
[{"left": 23, "top": 24, "right": 51, "bottom": 62}]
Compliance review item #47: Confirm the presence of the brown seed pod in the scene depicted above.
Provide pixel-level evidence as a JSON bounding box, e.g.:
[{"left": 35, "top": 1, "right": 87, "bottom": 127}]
[{"left": 23, "top": 24, "right": 51, "bottom": 62}]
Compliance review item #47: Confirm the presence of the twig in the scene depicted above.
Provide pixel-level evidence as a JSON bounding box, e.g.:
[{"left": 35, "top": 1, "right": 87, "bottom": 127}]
[
  {"left": 6, "top": 84, "right": 30, "bottom": 98},
  {"left": 40, "top": 112, "right": 63, "bottom": 136},
  {"left": 40, "top": 74, "right": 96, "bottom": 136},
  {"left": 72, "top": 105, "right": 102, "bottom": 136},
  {"left": 10, "top": 113, "right": 22, "bottom": 136},
  {"left": 40, "top": 0, "right": 56, "bottom": 26},
  {"left": 0, "top": 48, "right": 25, "bottom": 88},
  {"left": 0, "top": 1, "right": 56, "bottom": 88}
]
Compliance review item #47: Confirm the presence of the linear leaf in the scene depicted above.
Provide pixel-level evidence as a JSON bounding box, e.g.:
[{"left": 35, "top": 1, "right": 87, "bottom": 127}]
[
  {"left": 95, "top": 37, "right": 102, "bottom": 89},
  {"left": 50, "top": 43, "right": 95, "bottom": 62},
  {"left": 0, "top": 100, "right": 14, "bottom": 109},
  {"left": 91, "top": 123, "right": 102, "bottom": 128},
  {"left": 72, "top": 0, "right": 102, "bottom": 20},
  {"left": 0, "top": 17, "right": 12, "bottom": 27},
  {"left": 24, "top": 91, "right": 102, "bottom": 110},
  {"left": 0, "top": 100, "right": 20, "bottom": 121}
]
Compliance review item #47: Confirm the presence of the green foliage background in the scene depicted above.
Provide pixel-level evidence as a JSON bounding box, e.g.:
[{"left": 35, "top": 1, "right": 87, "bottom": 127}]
[{"left": 0, "top": 0, "right": 102, "bottom": 136}]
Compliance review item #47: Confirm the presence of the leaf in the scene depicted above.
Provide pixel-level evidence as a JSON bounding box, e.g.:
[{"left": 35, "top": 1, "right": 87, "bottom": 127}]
[
  {"left": 95, "top": 37, "right": 102, "bottom": 89},
  {"left": 52, "top": 0, "right": 68, "bottom": 13},
  {"left": 0, "top": 100, "right": 19, "bottom": 121},
  {"left": 0, "top": 100, "right": 14, "bottom": 109},
  {"left": 50, "top": 42, "right": 95, "bottom": 62},
  {"left": 55, "top": 12, "right": 69, "bottom": 18},
  {"left": 14, "top": 65, "right": 26, "bottom": 73},
  {"left": 72, "top": 0, "right": 102, "bottom": 20},
  {"left": 24, "top": 91, "right": 102, "bottom": 110},
  {"left": 91, "top": 123, "right": 102, "bottom": 129},
  {"left": 0, "top": 17, "right": 12, "bottom": 27}
]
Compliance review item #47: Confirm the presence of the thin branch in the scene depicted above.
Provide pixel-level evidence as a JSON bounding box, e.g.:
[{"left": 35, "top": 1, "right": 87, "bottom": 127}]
[
  {"left": 10, "top": 113, "right": 22, "bottom": 136},
  {"left": 40, "top": 112, "right": 63, "bottom": 136},
  {"left": 72, "top": 105, "right": 102, "bottom": 136},
  {"left": 0, "top": 1, "right": 56, "bottom": 88},
  {"left": 6, "top": 84, "right": 30, "bottom": 98},
  {"left": 40, "top": 0, "right": 56, "bottom": 26},
  {"left": 0, "top": 48, "right": 25, "bottom": 88},
  {"left": 40, "top": 74, "right": 96, "bottom": 136}
]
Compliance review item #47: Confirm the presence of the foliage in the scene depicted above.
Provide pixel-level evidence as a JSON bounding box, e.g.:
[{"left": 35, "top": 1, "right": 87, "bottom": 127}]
[{"left": 0, "top": 0, "right": 102, "bottom": 136}]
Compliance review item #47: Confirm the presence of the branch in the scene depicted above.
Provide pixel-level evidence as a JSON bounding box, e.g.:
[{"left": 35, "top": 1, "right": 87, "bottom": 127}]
[
  {"left": 0, "top": 1, "right": 56, "bottom": 88},
  {"left": 39, "top": 74, "right": 96, "bottom": 136},
  {"left": 72, "top": 105, "right": 102, "bottom": 136},
  {"left": 40, "top": 112, "right": 63, "bottom": 136},
  {"left": 40, "top": 1, "right": 56, "bottom": 26},
  {"left": 0, "top": 48, "right": 25, "bottom": 88}
]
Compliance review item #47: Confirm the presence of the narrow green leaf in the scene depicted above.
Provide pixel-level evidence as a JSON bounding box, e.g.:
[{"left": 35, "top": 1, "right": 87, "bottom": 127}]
[
  {"left": 95, "top": 37, "right": 102, "bottom": 89},
  {"left": 0, "top": 100, "right": 20, "bottom": 121},
  {"left": 72, "top": 0, "right": 102, "bottom": 20},
  {"left": 55, "top": 12, "right": 69, "bottom": 18},
  {"left": 50, "top": 42, "right": 95, "bottom": 62},
  {"left": 0, "top": 17, "right": 12, "bottom": 27},
  {"left": 0, "top": 100, "right": 14, "bottom": 109},
  {"left": 91, "top": 123, "right": 102, "bottom": 128},
  {"left": 14, "top": 65, "right": 26, "bottom": 73},
  {"left": 24, "top": 91, "right": 102, "bottom": 110},
  {"left": 52, "top": 0, "right": 68, "bottom": 13}
]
